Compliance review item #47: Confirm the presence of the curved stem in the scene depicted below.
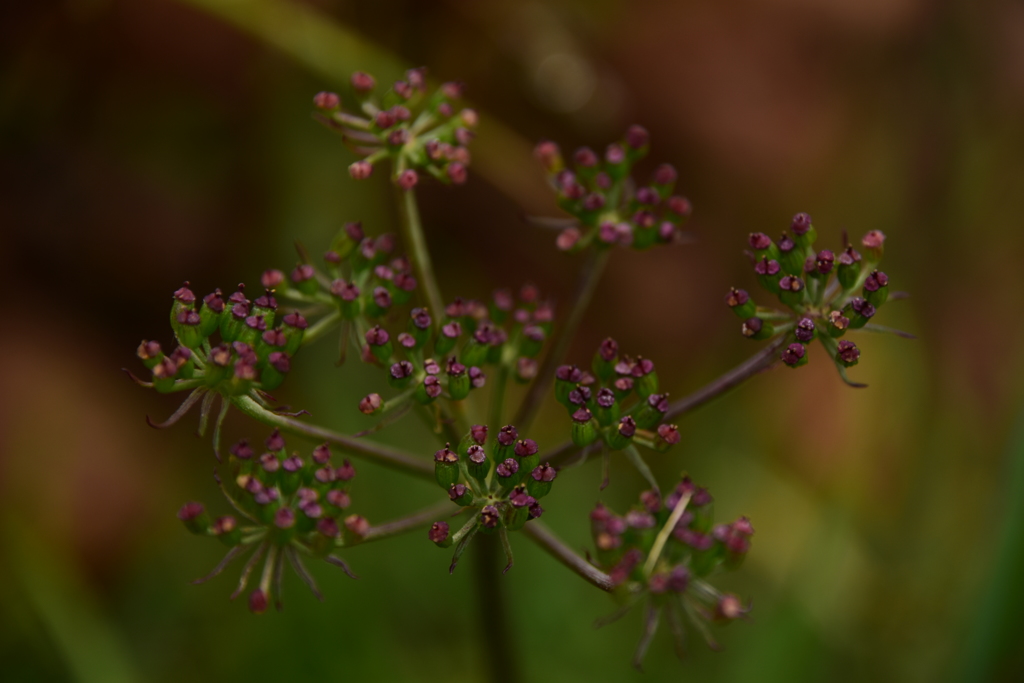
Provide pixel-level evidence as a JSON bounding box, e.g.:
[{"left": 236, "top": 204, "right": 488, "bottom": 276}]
[
  {"left": 513, "top": 249, "right": 611, "bottom": 430},
  {"left": 397, "top": 187, "right": 445, "bottom": 324},
  {"left": 231, "top": 395, "right": 432, "bottom": 480},
  {"left": 361, "top": 501, "right": 462, "bottom": 543},
  {"left": 520, "top": 521, "right": 614, "bottom": 592},
  {"left": 301, "top": 309, "right": 342, "bottom": 347},
  {"left": 663, "top": 335, "right": 786, "bottom": 421}
]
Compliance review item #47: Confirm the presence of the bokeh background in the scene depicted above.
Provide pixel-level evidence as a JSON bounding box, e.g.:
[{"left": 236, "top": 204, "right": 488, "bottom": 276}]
[{"left": 3, "top": 0, "right": 1024, "bottom": 681}]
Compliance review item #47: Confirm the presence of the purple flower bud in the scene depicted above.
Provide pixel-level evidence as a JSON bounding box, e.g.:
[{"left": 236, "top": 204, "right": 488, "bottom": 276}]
[
  {"left": 534, "top": 141, "right": 562, "bottom": 172},
  {"left": 359, "top": 393, "right": 383, "bottom": 414},
  {"left": 754, "top": 258, "right": 780, "bottom": 276},
  {"left": 267, "top": 351, "right": 290, "bottom": 373},
  {"left": 532, "top": 464, "right": 557, "bottom": 483},
  {"left": 260, "top": 452, "right": 281, "bottom": 474},
  {"left": 469, "top": 366, "right": 486, "bottom": 388},
  {"left": 864, "top": 270, "right": 889, "bottom": 292},
  {"left": 448, "top": 483, "right": 470, "bottom": 503},
  {"left": 605, "top": 143, "right": 626, "bottom": 165},
  {"left": 795, "top": 317, "right": 816, "bottom": 342},
  {"left": 657, "top": 424, "right": 680, "bottom": 445},
  {"left": 749, "top": 233, "right": 772, "bottom": 251},
  {"left": 282, "top": 312, "right": 308, "bottom": 330},
  {"left": 516, "top": 357, "right": 537, "bottom": 381},
  {"left": 652, "top": 163, "right": 677, "bottom": 185},
  {"left": 249, "top": 589, "right": 268, "bottom": 614},
  {"left": 441, "top": 321, "right": 461, "bottom": 340},
  {"left": 816, "top": 249, "right": 835, "bottom": 274},
  {"left": 647, "top": 393, "right": 669, "bottom": 413},
  {"left": 177, "top": 501, "right": 204, "bottom": 521},
  {"left": 496, "top": 458, "right": 519, "bottom": 478},
  {"left": 312, "top": 443, "right": 331, "bottom": 465},
  {"left": 349, "top": 160, "right": 373, "bottom": 179},
  {"left": 837, "top": 246, "right": 861, "bottom": 267},
  {"left": 668, "top": 565, "right": 689, "bottom": 593},
  {"left": 528, "top": 503, "right": 544, "bottom": 519},
  {"left": 429, "top": 521, "right": 450, "bottom": 543},
  {"left": 778, "top": 232, "right": 795, "bottom": 254},
  {"left": 498, "top": 425, "right": 518, "bottom": 447},
  {"left": 173, "top": 283, "right": 196, "bottom": 305},
  {"left": 351, "top": 71, "right": 375, "bottom": 92},
  {"left": 635, "top": 186, "right": 660, "bottom": 206},
  {"left": 573, "top": 146, "right": 598, "bottom": 167},
  {"left": 318, "top": 517, "right": 341, "bottom": 538},
  {"left": 313, "top": 91, "right": 340, "bottom": 110},
  {"left": 715, "top": 594, "right": 749, "bottom": 621},
  {"left": 667, "top": 195, "right": 692, "bottom": 216},
  {"left": 480, "top": 505, "right": 500, "bottom": 529},
  {"left": 514, "top": 439, "right": 538, "bottom": 457},
  {"left": 229, "top": 439, "right": 254, "bottom": 460},
  {"left": 781, "top": 343, "right": 806, "bottom": 367},
  {"left": 582, "top": 193, "right": 605, "bottom": 212},
  {"left": 396, "top": 169, "right": 418, "bottom": 190},
  {"left": 345, "top": 515, "right": 369, "bottom": 538},
  {"left": 434, "top": 445, "right": 459, "bottom": 466},
  {"left": 850, "top": 297, "right": 876, "bottom": 318},
  {"left": 447, "top": 162, "right": 468, "bottom": 185},
  {"left": 389, "top": 361, "right": 413, "bottom": 382},
  {"left": 326, "top": 489, "right": 351, "bottom": 509},
  {"left": 510, "top": 487, "right": 536, "bottom": 508},
  {"left": 266, "top": 429, "right": 285, "bottom": 451},
  {"left": 596, "top": 388, "right": 616, "bottom": 409},
  {"left": 274, "top": 507, "right": 296, "bottom": 529},
  {"left": 791, "top": 212, "right": 812, "bottom": 236},
  {"left": 365, "top": 326, "right": 390, "bottom": 346},
  {"left": 618, "top": 416, "right": 637, "bottom": 438},
  {"left": 625, "top": 124, "right": 649, "bottom": 149},
  {"left": 556, "top": 227, "right": 581, "bottom": 251},
  {"left": 862, "top": 230, "right": 886, "bottom": 251},
  {"left": 837, "top": 339, "right": 860, "bottom": 366}
]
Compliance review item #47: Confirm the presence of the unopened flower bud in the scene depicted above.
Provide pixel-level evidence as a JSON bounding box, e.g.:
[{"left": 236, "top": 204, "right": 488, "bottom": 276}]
[
  {"left": 448, "top": 483, "right": 473, "bottom": 506},
  {"left": 657, "top": 423, "right": 680, "bottom": 446},
  {"left": 177, "top": 502, "right": 210, "bottom": 535},
  {"left": 429, "top": 521, "right": 452, "bottom": 547},
  {"left": 726, "top": 288, "right": 756, "bottom": 319},
  {"left": 836, "top": 339, "right": 860, "bottom": 367},
  {"left": 479, "top": 505, "right": 501, "bottom": 532},
  {"left": 365, "top": 326, "right": 392, "bottom": 364},
  {"left": 625, "top": 124, "right": 649, "bottom": 150},
  {"left": 794, "top": 317, "right": 816, "bottom": 343},
  {"left": 755, "top": 257, "right": 782, "bottom": 294},
  {"left": 863, "top": 270, "right": 889, "bottom": 307},
  {"left": 434, "top": 444, "right": 460, "bottom": 490},
  {"left": 781, "top": 342, "right": 808, "bottom": 368},
  {"left": 358, "top": 393, "right": 383, "bottom": 415},
  {"left": 741, "top": 316, "right": 773, "bottom": 341},
  {"left": 313, "top": 91, "right": 340, "bottom": 110},
  {"left": 861, "top": 230, "right": 885, "bottom": 261},
  {"left": 349, "top": 160, "right": 373, "bottom": 180},
  {"left": 837, "top": 247, "right": 862, "bottom": 289},
  {"left": 396, "top": 169, "right": 418, "bottom": 190},
  {"left": 527, "top": 463, "right": 557, "bottom": 498}
]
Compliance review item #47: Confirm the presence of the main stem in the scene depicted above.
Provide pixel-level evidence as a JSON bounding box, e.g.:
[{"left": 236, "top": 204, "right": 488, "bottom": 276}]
[
  {"left": 474, "top": 534, "right": 519, "bottom": 683},
  {"left": 397, "top": 184, "right": 518, "bottom": 682},
  {"left": 396, "top": 187, "right": 446, "bottom": 324},
  {"left": 513, "top": 248, "right": 611, "bottom": 430}
]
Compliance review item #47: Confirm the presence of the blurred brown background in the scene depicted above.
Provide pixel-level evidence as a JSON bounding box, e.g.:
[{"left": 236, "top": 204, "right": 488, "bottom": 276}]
[{"left": 2, "top": 0, "right": 1024, "bottom": 681}]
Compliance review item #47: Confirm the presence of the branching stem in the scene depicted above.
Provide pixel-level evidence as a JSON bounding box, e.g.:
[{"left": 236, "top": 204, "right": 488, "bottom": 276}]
[
  {"left": 520, "top": 521, "right": 614, "bottom": 592},
  {"left": 231, "top": 395, "right": 432, "bottom": 479},
  {"left": 513, "top": 248, "right": 611, "bottom": 430},
  {"left": 396, "top": 187, "right": 445, "bottom": 325}
]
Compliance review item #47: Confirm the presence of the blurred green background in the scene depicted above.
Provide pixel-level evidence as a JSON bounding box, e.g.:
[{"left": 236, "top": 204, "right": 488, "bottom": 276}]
[{"left": 2, "top": 0, "right": 1024, "bottom": 681}]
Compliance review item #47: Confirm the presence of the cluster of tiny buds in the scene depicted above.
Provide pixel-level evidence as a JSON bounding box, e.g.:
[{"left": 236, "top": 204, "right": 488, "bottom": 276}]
[
  {"left": 727, "top": 213, "right": 899, "bottom": 382},
  {"left": 533, "top": 126, "right": 692, "bottom": 252},
  {"left": 139, "top": 282, "right": 307, "bottom": 396},
  {"left": 557, "top": 337, "right": 679, "bottom": 456},
  {"left": 589, "top": 477, "right": 753, "bottom": 665},
  {"left": 177, "top": 430, "right": 363, "bottom": 613},
  {"left": 356, "top": 285, "right": 554, "bottom": 420},
  {"left": 428, "top": 424, "right": 557, "bottom": 573},
  {"left": 312, "top": 67, "right": 477, "bottom": 187},
  {"left": 262, "top": 222, "right": 418, "bottom": 329}
]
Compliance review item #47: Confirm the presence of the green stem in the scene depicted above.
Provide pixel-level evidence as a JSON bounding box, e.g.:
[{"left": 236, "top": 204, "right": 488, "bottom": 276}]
[
  {"left": 474, "top": 533, "right": 519, "bottom": 683},
  {"left": 513, "top": 248, "right": 611, "bottom": 430},
  {"left": 301, "top": 309, "right": 342, "bottom": 347},
  {"left": 489, "top": 362, "right": 511, "bottom": 430},
  {"left": 231, "top": 395, "right": 432, "bottom": 479},
  {"left": 361, "top": 501, "right": 462, "bottom": 543},
  {"left": 520, "top": 521, "right": 614, "bottom": 592},
  {"left": 397, "top": 187, "right": 445, "bottom": 323}
]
